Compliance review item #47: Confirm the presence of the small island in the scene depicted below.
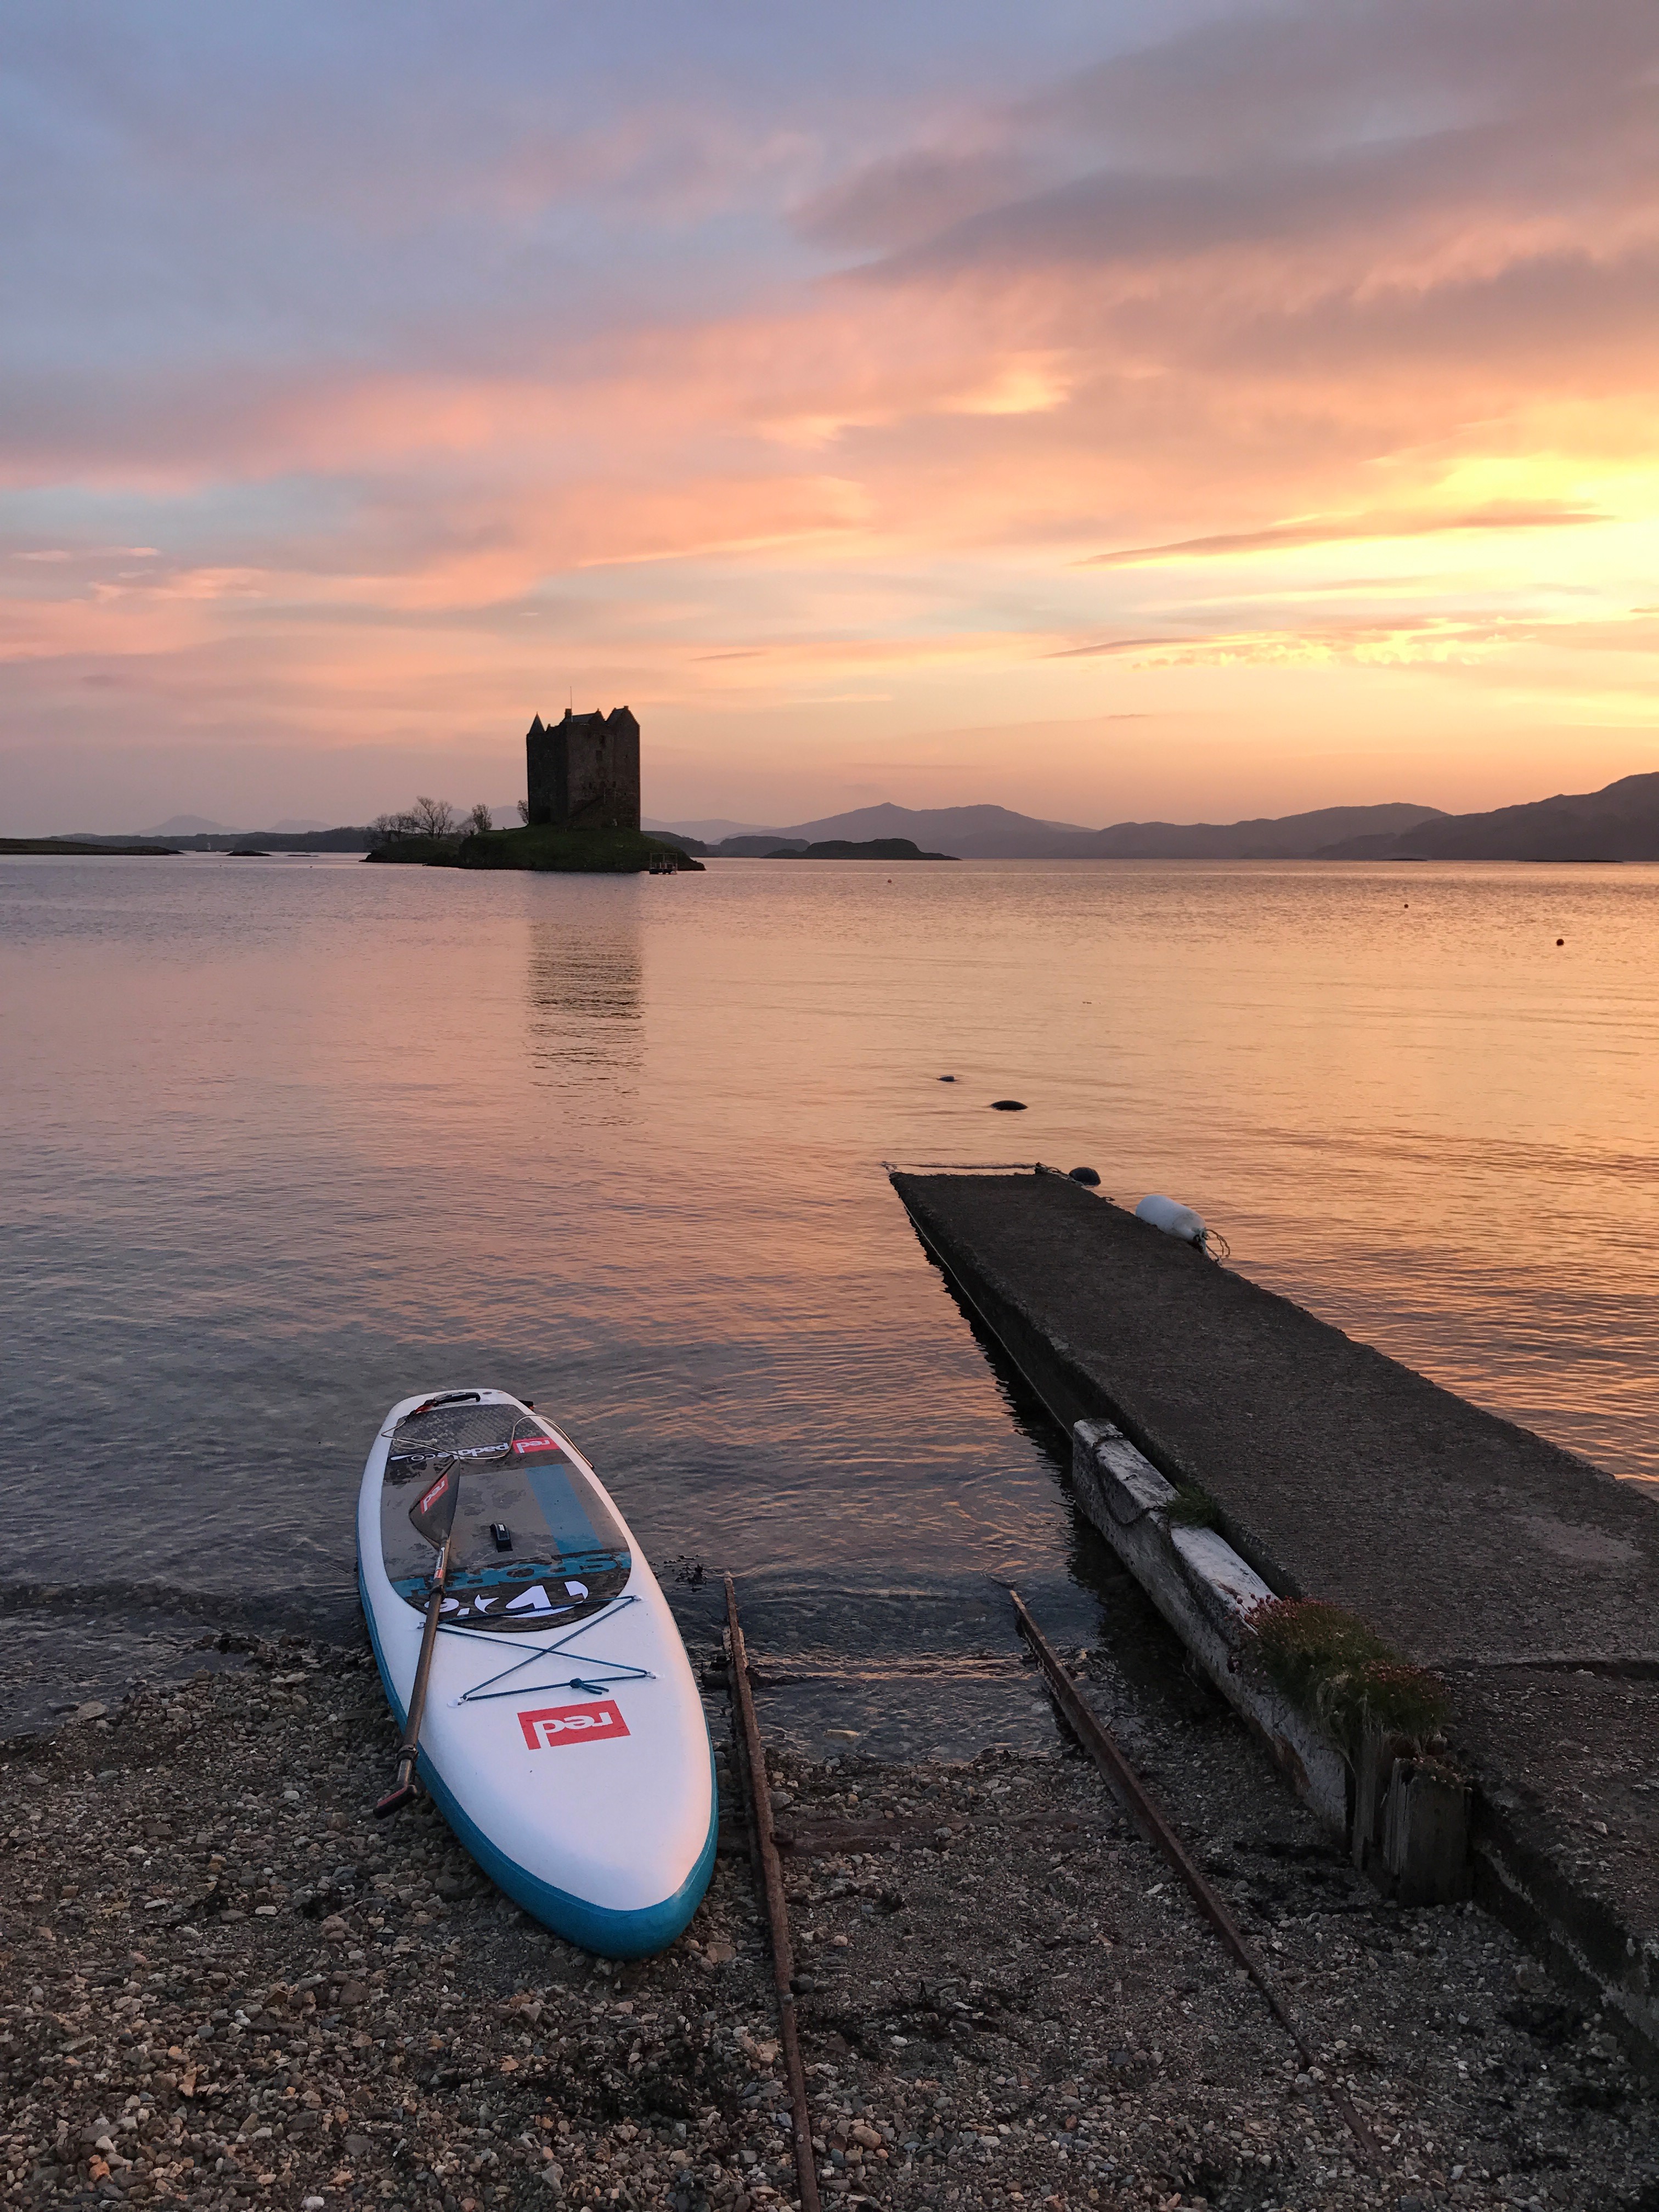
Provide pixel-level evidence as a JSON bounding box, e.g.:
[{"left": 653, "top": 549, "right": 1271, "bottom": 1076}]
[
  {"left": 375, "top": 822, "right": 700, "bottom": 873},
  {"left": 767, "top": 836, "right": 956, "bottom": 860},
  {"left": 365, "top": 708, "right": 703, "bottom": 873}
]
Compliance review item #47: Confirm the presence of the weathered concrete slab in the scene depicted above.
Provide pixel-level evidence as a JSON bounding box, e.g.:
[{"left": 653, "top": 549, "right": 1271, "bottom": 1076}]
[
  {"left": 1454, "top": 1664, "right": 1659, "bottom": 2039},
  {"left": 891, "top": 1169, "right": 1659, "bottom": 2056},
  {"left": 892, "top": 1171, "right": 1659, "bottom": 1670}
]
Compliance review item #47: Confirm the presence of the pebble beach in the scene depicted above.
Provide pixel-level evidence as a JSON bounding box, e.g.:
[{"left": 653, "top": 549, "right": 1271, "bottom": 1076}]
[{"left": 2, "top": 1628, "right": 1656, "bottom": 2212}]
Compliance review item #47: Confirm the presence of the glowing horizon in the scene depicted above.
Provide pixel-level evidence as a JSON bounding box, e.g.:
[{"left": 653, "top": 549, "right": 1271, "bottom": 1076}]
[{"left": 4, "top": 1, "right": 1658, "bottom": 832}]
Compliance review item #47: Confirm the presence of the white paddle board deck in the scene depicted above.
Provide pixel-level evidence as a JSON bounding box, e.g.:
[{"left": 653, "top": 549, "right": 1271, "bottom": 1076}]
[{"left": 357, "top": 1388, "right": 715, "bottom": 1957}]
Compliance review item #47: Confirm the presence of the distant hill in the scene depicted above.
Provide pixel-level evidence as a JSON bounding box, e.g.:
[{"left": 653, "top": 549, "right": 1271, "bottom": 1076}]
[
  {"left": 772, "top": 803, "right": 1094, "bottom": 857},
  {"left": 644, "top": 815, "right": 786, "bottom": 840},
  {"left": 1084, "top": 802, "right": 1444, "bottom": 859},
  {"left": 137, "top": 811, "right": 325, "bottom": 836},
  {"left": 656, "top": 799, "right": 1444, "bottom": 859},
  {"left": 656, "top": 804, "right": 1078, "bottom": 856},
  {"left": 146, "top": 813, "right": 238, "bottom": 836},
  {"left": 1318, "top": 773, "right": 1659, "bottom": 861}
]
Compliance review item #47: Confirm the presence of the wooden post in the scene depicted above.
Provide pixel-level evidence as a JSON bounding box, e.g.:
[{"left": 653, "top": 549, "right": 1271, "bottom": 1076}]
[
  {"left": 1383, "top": 1758, "right": 1472, "bottom": 1905},
  {"left": 1351, "top": 1723, "right": 1414, "bottom": 1874}
]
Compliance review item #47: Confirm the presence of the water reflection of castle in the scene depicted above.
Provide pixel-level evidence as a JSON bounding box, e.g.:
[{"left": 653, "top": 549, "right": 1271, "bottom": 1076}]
[{"left": 525, "top": 708, "right": 641, "bottom": 831}]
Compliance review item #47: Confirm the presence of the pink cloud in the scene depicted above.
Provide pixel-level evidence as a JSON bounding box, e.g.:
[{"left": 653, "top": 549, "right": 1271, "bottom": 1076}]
[{"left": 7, "top": 0, "right": 1659, "bottom": 830}]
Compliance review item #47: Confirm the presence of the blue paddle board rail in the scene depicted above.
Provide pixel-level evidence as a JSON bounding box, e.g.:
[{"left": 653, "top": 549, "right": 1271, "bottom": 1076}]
[{"left": 359, "top": 1559, "right": 716, "bottom": 1959}]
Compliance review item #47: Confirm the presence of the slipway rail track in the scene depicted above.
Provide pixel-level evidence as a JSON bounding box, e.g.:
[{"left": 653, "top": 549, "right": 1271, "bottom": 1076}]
[
  {"left": 725, "top": 1576, "right": 824, "bottom": 2212},
  {"left": 1009, "top": 1585, "right": 1379, "bottom": 2171},
  {"left": 720, "top": 1577, "right": 1382, "bottom": 2205}
]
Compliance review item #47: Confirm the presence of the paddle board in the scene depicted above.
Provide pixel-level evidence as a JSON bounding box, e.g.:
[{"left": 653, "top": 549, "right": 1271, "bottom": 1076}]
[{"left": 357, "top": 1387, "right": 715, "bottom": 1957}]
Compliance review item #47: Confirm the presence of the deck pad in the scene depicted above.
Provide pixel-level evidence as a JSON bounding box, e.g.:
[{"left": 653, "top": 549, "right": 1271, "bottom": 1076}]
[{"left": 382, "top": 1401, "right": 630, "bottom": 1630}]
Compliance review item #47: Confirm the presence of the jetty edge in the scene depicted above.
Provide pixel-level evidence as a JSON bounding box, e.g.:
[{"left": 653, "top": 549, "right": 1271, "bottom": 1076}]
[{"left": 890, "top": 1167, "right": 1659, "bottom": 2067}]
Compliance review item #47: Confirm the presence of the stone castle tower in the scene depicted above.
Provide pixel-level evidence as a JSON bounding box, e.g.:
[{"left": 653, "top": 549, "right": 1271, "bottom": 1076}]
[{"left": 524, "top": 707, "right": 641, "bottom": 831}]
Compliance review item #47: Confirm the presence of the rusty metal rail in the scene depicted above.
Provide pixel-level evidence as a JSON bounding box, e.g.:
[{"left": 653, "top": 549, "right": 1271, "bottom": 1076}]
[
  {"left": 1009, "top": 1585, "right": 1378, "bottom": 2171},
  {"left": 724, "top": 1575, "right": 823, "bottom": 2212}
]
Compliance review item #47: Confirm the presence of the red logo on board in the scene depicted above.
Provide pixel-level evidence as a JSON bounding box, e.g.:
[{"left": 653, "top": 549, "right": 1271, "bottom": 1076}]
[
  {"left": 517, "top": 1699, "right": 630, "bottom": 1751},
  {"left": 512, "top": 1436, "right": 558, "bottom": 1454}
]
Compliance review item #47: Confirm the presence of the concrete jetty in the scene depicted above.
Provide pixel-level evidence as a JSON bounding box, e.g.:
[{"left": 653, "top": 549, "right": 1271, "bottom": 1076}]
[{"left": 891, "top": 1169, "right": 1659, "bottom": 2061}]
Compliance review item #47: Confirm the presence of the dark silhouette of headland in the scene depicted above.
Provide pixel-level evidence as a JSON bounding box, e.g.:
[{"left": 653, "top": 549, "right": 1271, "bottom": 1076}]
[{"left": 768, "top": 836, "right": 956, "bottom": 860}]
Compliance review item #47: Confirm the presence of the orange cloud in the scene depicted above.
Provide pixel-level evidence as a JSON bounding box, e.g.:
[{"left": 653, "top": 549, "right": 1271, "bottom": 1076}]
[
  {"left": 1080, "top": 503, "right": 1609, "bottom": 567},
  {"left": 7, "top": 0, "right": 1659, "bottom": 829}
]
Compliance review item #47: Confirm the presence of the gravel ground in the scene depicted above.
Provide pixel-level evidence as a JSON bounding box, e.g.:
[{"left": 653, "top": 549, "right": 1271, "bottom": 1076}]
[{"left": 1, "top": 1631, "right": 1655, "bottom": 2212}]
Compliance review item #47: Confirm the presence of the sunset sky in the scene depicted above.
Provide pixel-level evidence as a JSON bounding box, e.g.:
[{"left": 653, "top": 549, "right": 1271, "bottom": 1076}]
[{"left": 5, "top": 0, "right": 1658, "bottom": 831}]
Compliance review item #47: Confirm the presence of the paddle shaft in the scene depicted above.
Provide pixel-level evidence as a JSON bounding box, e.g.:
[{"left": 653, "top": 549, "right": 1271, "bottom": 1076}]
[{"left": 375, "top": 1536, "right": 450, "bottom": 1817}]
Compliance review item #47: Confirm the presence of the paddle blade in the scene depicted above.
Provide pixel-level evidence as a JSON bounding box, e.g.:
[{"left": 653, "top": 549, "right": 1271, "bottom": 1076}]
[{"left": 409, "top": 1463, "right": 461, "bottom": 1549}]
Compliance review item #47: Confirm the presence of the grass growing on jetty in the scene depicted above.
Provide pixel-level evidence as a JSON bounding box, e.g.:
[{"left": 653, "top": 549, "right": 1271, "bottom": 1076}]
[
  {"left": 1245, "top": 1596, "right": 1449, "bottom": 1754},
  {"left": 1165, "top": 1483, "right": 1223, "bottom": 1530}
]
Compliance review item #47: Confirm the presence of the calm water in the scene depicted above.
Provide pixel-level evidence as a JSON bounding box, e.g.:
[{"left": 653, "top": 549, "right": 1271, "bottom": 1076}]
[{"left": 4, "top": 853, "right": 1656, "bottom": 1734}]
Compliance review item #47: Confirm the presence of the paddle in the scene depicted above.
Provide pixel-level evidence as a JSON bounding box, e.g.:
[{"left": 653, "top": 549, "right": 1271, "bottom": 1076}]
[{"left": 374, "top": 1458, "right": 461, "bottom": 1818}]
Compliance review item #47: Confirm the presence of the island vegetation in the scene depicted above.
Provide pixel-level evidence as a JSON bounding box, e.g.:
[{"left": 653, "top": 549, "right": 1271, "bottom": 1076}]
[{"left": 364, "top": 798, "right": 701, "bottom": 873}]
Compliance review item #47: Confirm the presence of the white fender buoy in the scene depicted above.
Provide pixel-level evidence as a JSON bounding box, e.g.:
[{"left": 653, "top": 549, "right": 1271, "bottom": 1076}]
[{"left": 1136, "top": 1193, "right": 1210, "bottom": 1249}]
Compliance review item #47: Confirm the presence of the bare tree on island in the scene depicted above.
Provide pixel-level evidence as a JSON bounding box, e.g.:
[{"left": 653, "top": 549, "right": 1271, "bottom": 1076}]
[
  {"left": 410, "top": 795, "right": 458, "bottom": 839},
  {"left": 467, "top": 803, "right": 493, "bottom": 836},
  {"left": 368, "top": 797, "right": 463, "bottom": 848}
]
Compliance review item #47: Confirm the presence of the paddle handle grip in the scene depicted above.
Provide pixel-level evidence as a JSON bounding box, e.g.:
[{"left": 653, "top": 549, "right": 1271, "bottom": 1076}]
[{"left": 373, "top": 1771, "right": 417, "bottom": 1819}]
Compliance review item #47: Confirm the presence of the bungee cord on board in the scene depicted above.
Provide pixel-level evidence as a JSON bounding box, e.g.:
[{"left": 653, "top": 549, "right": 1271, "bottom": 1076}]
[{"left": 441, "top": 1594, "right": 656, "bottom": 1705}]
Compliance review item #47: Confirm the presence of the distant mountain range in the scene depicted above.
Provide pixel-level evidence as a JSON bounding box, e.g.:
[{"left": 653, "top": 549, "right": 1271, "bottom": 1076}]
[
  {"left": 1321, "top": 772, "right": 1659, "bottom": 861},
  {"left": 44, "top": 770, "right": 1659, "bottom": 864},
  {"left": 655, "top": 799, "right": 1446, "bottom": 859},
  {"left": 657, "top": 776, "right": 1659, "bottom": 859},
  {"left": 143, "top": 814, "right": 330, "bottom": 836}
]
